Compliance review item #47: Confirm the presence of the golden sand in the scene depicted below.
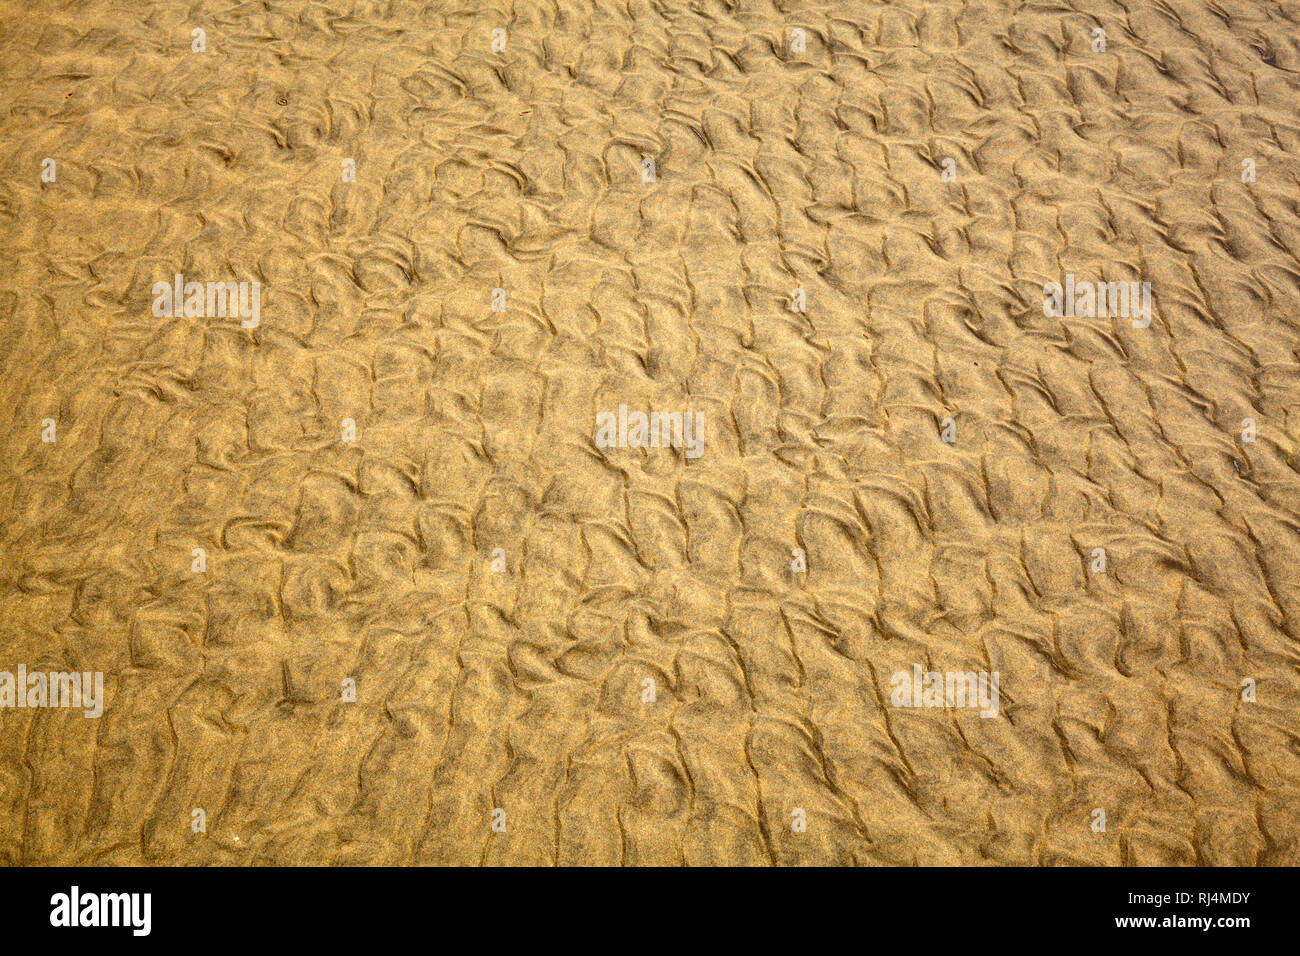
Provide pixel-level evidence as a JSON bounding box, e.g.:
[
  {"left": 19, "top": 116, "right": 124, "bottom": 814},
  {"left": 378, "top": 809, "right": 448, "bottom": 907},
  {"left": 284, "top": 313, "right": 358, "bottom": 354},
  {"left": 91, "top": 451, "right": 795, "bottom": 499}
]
[{"left": 0, "top": 0, "right": 1298, "bottom": 865}]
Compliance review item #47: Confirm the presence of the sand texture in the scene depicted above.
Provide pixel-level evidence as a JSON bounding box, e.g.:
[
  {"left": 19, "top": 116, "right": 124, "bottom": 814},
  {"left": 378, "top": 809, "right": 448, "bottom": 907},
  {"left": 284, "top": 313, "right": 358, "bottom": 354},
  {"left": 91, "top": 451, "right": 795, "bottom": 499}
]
[{"left": 0, "top": 0, "right": 1298, "bottom": 866}]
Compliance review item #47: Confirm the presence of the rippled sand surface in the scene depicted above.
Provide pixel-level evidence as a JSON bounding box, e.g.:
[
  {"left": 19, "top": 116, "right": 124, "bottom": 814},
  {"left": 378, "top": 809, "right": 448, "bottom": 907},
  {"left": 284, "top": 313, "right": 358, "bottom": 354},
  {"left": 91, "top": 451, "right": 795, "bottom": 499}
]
[{"left": 1, "top": 0, "right": 1298, "bottom": 866}]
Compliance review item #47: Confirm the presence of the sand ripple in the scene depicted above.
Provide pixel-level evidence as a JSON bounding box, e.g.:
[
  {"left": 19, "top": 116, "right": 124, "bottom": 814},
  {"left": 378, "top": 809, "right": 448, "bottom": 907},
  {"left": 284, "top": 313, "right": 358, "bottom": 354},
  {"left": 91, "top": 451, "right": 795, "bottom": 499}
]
[{"left": 0, "top": 0, "right": 1297, "bottom": 865}]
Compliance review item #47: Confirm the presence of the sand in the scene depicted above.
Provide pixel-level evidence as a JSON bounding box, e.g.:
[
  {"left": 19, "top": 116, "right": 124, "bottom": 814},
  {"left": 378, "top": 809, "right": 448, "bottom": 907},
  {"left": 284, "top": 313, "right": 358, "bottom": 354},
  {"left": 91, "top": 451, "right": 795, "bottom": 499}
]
[{"left": 0, "top": 0, "right": 1297, "bottom": 866}]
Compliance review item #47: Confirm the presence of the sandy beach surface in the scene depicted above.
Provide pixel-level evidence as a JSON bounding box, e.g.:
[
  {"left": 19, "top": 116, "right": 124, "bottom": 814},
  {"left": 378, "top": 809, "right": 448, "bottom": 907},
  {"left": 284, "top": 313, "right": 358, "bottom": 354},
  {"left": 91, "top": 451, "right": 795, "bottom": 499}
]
[{"left": 0, "top": 0, "right": 1298, "bottom": 865}]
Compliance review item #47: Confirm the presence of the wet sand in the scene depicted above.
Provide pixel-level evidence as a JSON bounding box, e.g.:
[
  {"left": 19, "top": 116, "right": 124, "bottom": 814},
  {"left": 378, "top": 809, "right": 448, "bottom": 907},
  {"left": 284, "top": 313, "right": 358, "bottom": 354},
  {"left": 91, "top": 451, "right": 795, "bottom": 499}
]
[{"left": 0, "top": 0, "right": 1298, "bottom": 865}]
